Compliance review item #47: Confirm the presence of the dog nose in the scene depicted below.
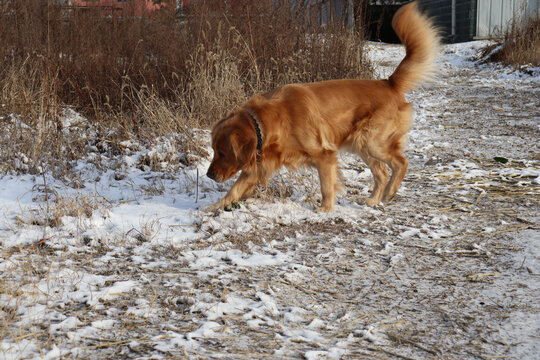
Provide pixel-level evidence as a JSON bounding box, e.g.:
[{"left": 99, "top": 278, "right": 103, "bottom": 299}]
[{"left": 206, "top": 169, "right": 216, "bottom": 180}]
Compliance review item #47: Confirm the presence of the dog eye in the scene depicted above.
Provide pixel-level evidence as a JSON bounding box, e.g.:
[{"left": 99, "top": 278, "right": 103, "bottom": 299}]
[{"left": 218, "top": 152, "right": 225, "bottom": 158}]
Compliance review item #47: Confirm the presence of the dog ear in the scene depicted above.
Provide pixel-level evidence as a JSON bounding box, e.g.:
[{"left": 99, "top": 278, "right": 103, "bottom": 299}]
[
  {"left": 230, "top": 131, "right": 256, "bottom": 167},
  {"left": 212, "top": 113, "right": 234, "bottom": 132}
]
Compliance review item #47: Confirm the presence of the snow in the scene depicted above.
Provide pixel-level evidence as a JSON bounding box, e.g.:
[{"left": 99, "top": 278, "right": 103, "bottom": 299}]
[{"left": 1, "top": 40, "right": 539, "bottom": 359}]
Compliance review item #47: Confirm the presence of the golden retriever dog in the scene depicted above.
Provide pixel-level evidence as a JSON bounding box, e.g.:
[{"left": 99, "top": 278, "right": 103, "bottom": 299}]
[{"left": 206, "top": 1, "right": 440, "bottom": 212}]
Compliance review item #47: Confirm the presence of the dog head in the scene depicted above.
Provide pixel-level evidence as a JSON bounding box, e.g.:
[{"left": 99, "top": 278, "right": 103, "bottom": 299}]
[{"left": 206, "top": 111, "right": 257, "bottom": 182}]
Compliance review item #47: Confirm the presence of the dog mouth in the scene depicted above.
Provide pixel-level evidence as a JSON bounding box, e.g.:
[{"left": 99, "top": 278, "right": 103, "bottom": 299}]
[
  {"left": 206, "top": 168, "right": 219, "bottom": 182},
  {"left": 206, "top": 167, "right": 235, "bottom": 183}
]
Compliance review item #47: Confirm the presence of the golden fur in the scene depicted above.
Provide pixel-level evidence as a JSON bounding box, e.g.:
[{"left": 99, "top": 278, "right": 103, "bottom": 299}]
[{"left": 206, "top": 1, "right": 440, "bottom": 212}]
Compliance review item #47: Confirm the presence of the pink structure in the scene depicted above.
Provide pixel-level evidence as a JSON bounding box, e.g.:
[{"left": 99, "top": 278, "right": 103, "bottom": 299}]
[{"left": 70, "top": 0, "right": 177, "bottom": 17}]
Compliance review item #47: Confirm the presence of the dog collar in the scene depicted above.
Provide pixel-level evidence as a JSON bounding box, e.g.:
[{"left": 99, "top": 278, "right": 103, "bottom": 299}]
[{"left": 245, "top": 108, "right": 264, "bottom": 162}]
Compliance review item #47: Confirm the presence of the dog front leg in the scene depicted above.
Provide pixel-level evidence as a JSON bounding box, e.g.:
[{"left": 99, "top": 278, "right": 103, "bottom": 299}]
[
  {"left": 315, "top": 152, "right": 338, "bottom": 212},
  {"left": 206, "top": 171, "right": 258, "bottom": 211}
]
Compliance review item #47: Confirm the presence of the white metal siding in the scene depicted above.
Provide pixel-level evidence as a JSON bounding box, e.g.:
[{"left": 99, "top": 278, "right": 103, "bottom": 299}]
[{"left": 476, "top": 0, "right": 538, "bottom": 38}]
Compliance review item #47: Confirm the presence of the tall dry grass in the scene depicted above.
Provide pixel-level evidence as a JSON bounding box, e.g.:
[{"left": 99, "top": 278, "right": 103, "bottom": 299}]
[
  {"left": 0, "top": 0, "right": 372, "bottom": 174},
  {"left": 484, "top": 14, "right": 540, "bottom": 68}
]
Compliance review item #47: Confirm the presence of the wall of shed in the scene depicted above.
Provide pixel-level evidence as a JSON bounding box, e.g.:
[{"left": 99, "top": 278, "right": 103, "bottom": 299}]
[{"left": 476, "top": 0, "right": 539, "bottom": 39}]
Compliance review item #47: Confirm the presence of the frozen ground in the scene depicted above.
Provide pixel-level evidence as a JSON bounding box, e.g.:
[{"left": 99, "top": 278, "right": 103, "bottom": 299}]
[{"left": 1, "top": 41, "right": 539, "bottom": 359}]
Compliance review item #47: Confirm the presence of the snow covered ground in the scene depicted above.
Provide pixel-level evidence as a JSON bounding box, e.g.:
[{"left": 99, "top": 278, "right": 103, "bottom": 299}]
[{"left": 1, "top": 41, "right": 539, "bottom": 359}]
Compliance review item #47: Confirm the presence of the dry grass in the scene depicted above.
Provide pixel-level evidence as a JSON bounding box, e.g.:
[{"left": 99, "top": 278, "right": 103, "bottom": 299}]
[
  {"left": 483, "top": 14, "right": 540, "bottom": 68},
  {"left": 0, "top": 0, "right": 372, "bottom": 176}
]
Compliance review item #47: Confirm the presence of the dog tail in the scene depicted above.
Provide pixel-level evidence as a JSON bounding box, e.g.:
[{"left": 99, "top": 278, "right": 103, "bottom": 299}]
[{"left": 388, "top": 1, "right": 441, "bottom": 94}]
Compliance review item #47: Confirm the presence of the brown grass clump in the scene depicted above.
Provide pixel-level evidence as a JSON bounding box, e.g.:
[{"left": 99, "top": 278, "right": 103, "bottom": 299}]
[{"left": 483, "top": 14, "right": 540, "bottom": 68}]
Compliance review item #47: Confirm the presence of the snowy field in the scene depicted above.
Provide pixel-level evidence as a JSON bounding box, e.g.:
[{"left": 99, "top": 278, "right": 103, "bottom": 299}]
[{"left": 1, "top": 41, "right": 539, "bottom": 359}]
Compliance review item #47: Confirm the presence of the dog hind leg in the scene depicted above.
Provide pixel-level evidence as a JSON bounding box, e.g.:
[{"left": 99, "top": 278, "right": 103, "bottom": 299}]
[
  {"left": 365, "top": 137, "right": 408, "bottom": 204},
  {"left": 381, "top": 148, "right": 408, "bottom": 202},
  {"left": 359, "top": 150, "right": 389, "bottom": 206}
]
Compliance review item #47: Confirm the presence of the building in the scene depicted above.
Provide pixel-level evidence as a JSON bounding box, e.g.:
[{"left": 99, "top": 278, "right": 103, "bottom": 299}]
[
  {"left": 367, "top": 0, "right": 539, "bottom": 43},
  {"left": 473, "top": 0, "right": 539, "bottom": 39},
  {"left": 420, "top": 0, "right": 539, "bottom": 42},
  {"left": 69, "top": 0, "right": 177, "bottom": 16}
]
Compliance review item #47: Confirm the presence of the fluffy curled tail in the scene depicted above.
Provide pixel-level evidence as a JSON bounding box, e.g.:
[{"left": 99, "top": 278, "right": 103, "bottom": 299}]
[{"left": 388, "top": 1, "right": 441, "bottom": 94}]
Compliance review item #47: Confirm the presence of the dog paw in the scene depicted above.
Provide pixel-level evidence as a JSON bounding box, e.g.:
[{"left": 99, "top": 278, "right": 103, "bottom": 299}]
[
  {"left": 317, "top": 204, "right": 334, "bottom": 213},
  {"left": 224, "top": 202, "right": 242, "bottom": 211},
  {"left": 204, "top": 203, "right": 222, "bottom": 212},
  {"left": 205, "top": 201, "right": 243, "bottom": 213},
  {"left": 364, "top": 198, "right": 381, "bottom": 206}
]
